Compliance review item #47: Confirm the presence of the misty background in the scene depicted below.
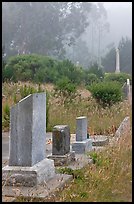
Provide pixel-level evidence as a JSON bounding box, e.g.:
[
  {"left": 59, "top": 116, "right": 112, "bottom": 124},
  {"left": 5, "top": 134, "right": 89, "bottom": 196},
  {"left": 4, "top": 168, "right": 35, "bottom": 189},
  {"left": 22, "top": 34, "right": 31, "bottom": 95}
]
[{"left": 2, "top": 2, "right": 132, "bottom": 73}]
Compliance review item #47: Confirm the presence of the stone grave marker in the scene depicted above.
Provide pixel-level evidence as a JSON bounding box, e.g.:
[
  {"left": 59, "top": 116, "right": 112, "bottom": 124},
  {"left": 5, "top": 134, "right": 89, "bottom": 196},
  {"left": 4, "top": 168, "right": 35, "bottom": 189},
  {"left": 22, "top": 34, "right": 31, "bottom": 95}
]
[
  {"left": 72, "top": 116, "right": 92, "bottom": 153},
  {"left": 48, "top": 125, "right": 75, "bottom": 166},
  {"left": 2, "top": 93, "right": 55, "bottom": 186}
]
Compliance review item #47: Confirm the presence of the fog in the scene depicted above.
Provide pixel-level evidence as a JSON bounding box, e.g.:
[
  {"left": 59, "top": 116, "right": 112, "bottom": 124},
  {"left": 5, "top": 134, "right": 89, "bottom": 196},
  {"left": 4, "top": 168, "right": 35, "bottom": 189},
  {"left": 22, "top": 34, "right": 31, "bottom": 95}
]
[
  {"left": 2, "top": 2, "right": 132, "bottom": 71},
  {"left": 102, "top": 2, "right": 132, "bottom": 47},
  {"left": 82, "top": 2, "right": 132, "bottom": 56}
]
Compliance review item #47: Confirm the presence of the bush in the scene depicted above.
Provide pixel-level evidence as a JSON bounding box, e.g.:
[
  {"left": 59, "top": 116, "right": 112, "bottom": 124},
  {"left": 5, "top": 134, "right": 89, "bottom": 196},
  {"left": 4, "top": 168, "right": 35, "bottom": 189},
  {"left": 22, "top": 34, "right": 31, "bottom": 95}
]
[
  {"left": 87, "top": 63, "right": 104, "bottom": 79},
  {"left": 55, "top": 77, "right": 77, "bottom": 104},
  {"left": 3, "top": 54, "right": 58, "bottom": 83},
  {"left": 88, "top": 81, "right": 123, "bottom": 106},
  {"left": 84, "top": 73, "right": 99, "bottom": 86},
  {"left": 3, "top": 55, "right": 84, "bottom": 85},
  {"left": 104, "top": 72, "right": 132, "bottom": 86}
]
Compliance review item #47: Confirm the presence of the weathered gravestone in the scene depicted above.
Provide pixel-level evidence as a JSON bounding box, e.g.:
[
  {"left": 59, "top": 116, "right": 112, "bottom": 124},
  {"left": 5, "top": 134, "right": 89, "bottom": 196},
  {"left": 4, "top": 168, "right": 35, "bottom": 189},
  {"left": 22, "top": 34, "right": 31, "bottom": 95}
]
[
  {"left": 122, "top": 79, "right": 131, "bottom": 102},
  {"left": 72, "top": 116, "right": 92, "bottom": 153},
  {"left": 2, "top": 93, "right": 55, "bottom": 186},
  {"left": 47, "top": 125, "right": 75, "bottom": 166}
]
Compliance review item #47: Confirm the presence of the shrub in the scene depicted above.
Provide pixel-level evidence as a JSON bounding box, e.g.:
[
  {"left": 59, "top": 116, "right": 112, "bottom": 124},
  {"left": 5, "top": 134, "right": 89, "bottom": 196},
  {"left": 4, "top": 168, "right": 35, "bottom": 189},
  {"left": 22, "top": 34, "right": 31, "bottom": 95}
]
[
  {"left": 3, "top": 55, "right": 84, "bottom": 85},
  {"left": 104, "top": 72, "right": 132, "bottom": 86},
  {"left": 87, "top": 63, "right": 105, "bottom": 79},
  {"left": 84, "top": 73, "right": 99, "bottom": 86},
  {"left": 3, "top": 54, "right": 58, "bottom": 83},
  {"left": 55, "top": 77, "right": 77, "bottom": 104},
  {"left": 88, "top": 81, "right": 123, "bottom": 106}
]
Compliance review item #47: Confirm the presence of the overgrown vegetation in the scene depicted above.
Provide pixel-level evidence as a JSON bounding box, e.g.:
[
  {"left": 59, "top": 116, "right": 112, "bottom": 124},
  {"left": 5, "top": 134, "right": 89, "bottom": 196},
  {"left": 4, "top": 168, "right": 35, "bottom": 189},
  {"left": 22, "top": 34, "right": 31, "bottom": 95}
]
[
  {"left": 2, "top": 82, "right": 50, "bottom": 131},
  {"left": 15, "top": 129, "right": 132, "bottom": 202},
  {"left": 2, "top": 80, "right": 132, "bottom": 202},
  {"left": 3, "top": 54, "right": 105, "bottom": 87},
  {"left": 51, "top": 130, "right": 132, "bottom": 202},
  {"left": 87, "top": 81, "right": 123, "bottom": 106},
  {"left": 2, "top": 81, "right": 131, "bottom": 134},
  {"left": 104, "top": 72, "right": 132, "bottom": 86}
]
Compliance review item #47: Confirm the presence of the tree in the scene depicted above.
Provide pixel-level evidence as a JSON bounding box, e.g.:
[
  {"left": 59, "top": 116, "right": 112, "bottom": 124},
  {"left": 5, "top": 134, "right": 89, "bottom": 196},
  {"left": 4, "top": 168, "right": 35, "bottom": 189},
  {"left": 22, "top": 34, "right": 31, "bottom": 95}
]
[
  {"left": 2, "top": 2, "right": 92, "bottom": 59},
  {"left": 102, "top": 37, "right": 132, "bottom": 74}
]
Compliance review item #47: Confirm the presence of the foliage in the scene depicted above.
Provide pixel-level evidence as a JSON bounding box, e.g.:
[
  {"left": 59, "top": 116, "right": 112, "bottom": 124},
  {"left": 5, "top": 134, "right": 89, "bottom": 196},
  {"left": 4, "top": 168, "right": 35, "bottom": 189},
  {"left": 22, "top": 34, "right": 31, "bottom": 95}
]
[
  {"left": 84, "top": 73, "right": 99, "bottom": 86},
  {"left": 3, "top": 55, "right": 84, "bottom": 85},
  {"left": 89, "top": 151, "right": 103, "bottom": 166},
  {"left": 104, "top": 72, "right": 132, "bottom": 86},
  {"left": 57, "top": 167, "right": 84, "bottom": 180},
  {"left": 55, "top": 59, "right": 84, "bottom": 85},
  {"left": 2, "top": 103, "right": 10, "bottom": 129},
  {"left": 2, "top": 2, "right": 92, "bottom": 59},
  {"left": 3, "top": 54, "right": 58, "bottom": 82},
  {"left": 2, "top": 83, "right": 50, "bottom": 131},
  {"left": 102, "top": 37, "right": 132, "bottom": 74},
  {"left": 88, "top": 81, "right": 123, "bottom": 106},
  {"left": 87, "top": 63, "right": 104, "bottom": 79},
  {"left": 2, "top": 81, "right": 131, "bottom": 134},
  {"left": 55, "top": 76, "right": 77, "bottom": 104}
]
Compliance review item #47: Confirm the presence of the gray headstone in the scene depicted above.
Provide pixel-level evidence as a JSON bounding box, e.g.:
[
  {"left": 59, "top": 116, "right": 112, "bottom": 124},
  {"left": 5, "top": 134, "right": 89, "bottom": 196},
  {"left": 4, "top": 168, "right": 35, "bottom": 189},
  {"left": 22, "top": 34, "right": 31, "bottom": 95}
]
[
  {"left": 52, "top": 125, "right": 70, "bottom": 155},
  {"left": 76, "top": 116, "right": 87, "bottom": 141},
  {"left": 9, "top": 93, "right": 46, "bottom": 167}
]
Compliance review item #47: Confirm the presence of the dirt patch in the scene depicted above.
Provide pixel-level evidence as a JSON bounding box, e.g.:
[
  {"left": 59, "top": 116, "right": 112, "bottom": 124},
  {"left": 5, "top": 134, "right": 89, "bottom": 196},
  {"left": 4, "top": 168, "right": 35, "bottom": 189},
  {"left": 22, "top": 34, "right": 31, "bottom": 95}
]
[{"left": 77, "top": 88, "right": 91, "bottom": 99}]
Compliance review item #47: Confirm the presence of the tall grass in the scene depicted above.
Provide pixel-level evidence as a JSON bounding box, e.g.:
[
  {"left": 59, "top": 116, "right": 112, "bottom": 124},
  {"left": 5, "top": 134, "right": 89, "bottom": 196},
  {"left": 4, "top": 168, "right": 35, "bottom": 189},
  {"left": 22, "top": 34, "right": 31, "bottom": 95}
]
[
  {"left": 44, "top": 129, "right": 132, "bottom": 202},
  {"left": 2, "top": 81, "right": 131, "bottom": 135},
  {"left": 2, "top": 81, "right": 132, "bottom": 202}
]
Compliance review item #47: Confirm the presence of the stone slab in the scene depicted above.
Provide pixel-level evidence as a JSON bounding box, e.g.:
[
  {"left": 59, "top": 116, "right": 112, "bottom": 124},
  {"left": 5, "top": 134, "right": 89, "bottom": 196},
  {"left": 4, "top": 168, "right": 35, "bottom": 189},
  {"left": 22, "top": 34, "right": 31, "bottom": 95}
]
[
  {"left": 72, "top": 139, "right": 92, "bottom": 154},
  {"left": 52, "top": 125, "right": 70, "bottom": 155},
  {"left": 2, "top": 158, "right": 55, "bottom": 187},
  {"left": 56, "top": 154, "right": 93, "bottom": 170},
  {"left": 9, "top": 93, "right": 46, "bottom": 167},
  {"left": 2, "top": 174, "right": 73, "bottom": 201},
  {"left": 47, "top": 151, "right": 75, "bottom": 166},
  {"left": 90, "top": 135, "right": 109, "bottom": 146},
  {"left": 2, "top": 196, "right": 16, "bottom": 202},
  {"left": 114, "top": 116, "right": 130, "bottom": 137}
]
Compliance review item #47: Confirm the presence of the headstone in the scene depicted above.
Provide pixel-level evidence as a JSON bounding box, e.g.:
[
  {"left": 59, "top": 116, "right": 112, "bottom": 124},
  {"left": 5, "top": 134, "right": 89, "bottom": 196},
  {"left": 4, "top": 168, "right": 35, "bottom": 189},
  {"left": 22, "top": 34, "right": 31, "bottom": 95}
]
[
  {"left": 72, "top": 116, "right": 92, "bottom": 154},
  {"left": 115, "top": 48, "right": 120, "bottom": 73},
  {"left": 48, "top": 125, "right": 75, "bottom": 166},
  {"left": 9, "top": 93, "right": 46, "bottom": 166},
  {"left": 76, "top": 116, "right": 87, "bottom": 141},
  {"left": 122, "top": 79, "right": 131, "bottom": 103},
  {"left": 2, "top": 93, "right": 55, "bottom": 186},
  {"left": 52, "top": 125, "right": 70, "bottom": 155},
  {"left": 114, "top": 116, "right": 130, "bottom": 138}
]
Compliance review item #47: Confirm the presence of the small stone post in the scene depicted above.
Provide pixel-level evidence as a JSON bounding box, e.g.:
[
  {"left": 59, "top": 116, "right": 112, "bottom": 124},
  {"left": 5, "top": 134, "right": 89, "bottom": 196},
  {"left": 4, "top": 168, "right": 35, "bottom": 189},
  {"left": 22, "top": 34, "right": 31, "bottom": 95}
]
[{"left": 72, "top": 116, "right": 92, "bottom": 153}]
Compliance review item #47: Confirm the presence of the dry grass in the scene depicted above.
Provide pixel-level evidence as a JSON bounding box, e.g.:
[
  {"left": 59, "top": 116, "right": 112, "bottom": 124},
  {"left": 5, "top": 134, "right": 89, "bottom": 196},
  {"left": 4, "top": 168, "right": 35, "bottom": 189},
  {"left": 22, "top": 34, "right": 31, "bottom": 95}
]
[
  {"left": 2, "top": 81, "right": 131, "bottom": 135},
  {"left": 2, "top": 81, "right": 132, "bottom": 202},
  {"left": 43, "top": 129, "right": 132, "bottom": 202}
]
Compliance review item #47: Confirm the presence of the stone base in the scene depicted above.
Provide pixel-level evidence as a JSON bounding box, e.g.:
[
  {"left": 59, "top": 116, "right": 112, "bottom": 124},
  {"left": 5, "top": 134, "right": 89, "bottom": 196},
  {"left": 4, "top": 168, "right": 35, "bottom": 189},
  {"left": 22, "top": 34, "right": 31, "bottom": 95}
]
[
  {"left": 47, "top": 151, "right": 75, "bottom": 166},
  {"left": 2, "top": 158, "right": 55, "bottom": 187},
  {"left": 91, "top": 135, "right": 109, "bottom": 146},
  {"left": 72, "top": 139, "right": 92, "bottom": 154}
]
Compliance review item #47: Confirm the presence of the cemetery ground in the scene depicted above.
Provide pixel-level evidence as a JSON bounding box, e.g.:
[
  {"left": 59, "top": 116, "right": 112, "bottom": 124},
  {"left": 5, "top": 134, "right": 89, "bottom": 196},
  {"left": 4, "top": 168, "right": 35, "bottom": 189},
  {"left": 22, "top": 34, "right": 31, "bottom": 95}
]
[{"left": 2, "top": 81, "right": 132, "bottom": 202}]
